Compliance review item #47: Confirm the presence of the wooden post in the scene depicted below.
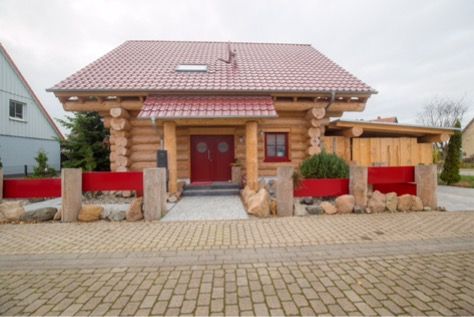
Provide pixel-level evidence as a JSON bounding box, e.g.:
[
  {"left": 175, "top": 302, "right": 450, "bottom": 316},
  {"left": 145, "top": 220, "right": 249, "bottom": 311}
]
[
  {"left": 415, "top": 164, "right": 437, "bottom": 209},
  {"left": 276, "top": 166, "right": 294, "bottom": 216},
  {"left": 61, "top": 168, "right": 82, "bottom": 222},
  {"left": 143, "top": 168, "right": 167, "bottom": 220},
  {"left": 0, "top": 168, "right": 3, "bottom": 201},
  {"left": 349, "top": 166, "right": 368, "bottom": 207},
  {"left": 163, "top": 121, "right": 178, "bottom": 194},
  {"left": 245, "top": 121, "right": 258, "bottom": 190}
]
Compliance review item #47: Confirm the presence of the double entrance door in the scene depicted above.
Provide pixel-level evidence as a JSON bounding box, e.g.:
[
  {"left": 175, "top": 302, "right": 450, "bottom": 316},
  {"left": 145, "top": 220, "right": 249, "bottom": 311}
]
[{"left": 191, "top": 135, "right": 235, "bottom": 183}]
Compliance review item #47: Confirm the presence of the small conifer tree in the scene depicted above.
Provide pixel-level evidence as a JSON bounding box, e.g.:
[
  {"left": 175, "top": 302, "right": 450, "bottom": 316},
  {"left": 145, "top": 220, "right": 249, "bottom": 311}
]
[
  {"left": 440, "top": 120, "right": 462, "bottom": 184},
  {"left": 32, "top": 150, "right": 57, "bottom": 178}
]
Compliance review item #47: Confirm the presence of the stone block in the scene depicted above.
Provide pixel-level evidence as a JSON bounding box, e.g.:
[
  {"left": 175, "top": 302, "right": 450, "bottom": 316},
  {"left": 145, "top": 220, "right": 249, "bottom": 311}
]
[
  {"left": 349, "top": 166, "right": 368, "bottom": 207},
  {"left": 231, "top": 166, "right": 242, "bottom": 185},
  {"left": 276, "top": 166, "right": 294, "bottom": 217},
  {"left": 415, "top": 165, "right": 437, "bottom": 210},
  {"left": 143, "top": 168, "right": 166, "bottom": 221},
  {"left": 61, "top": 168, "right": 82, "bottom": 222}
]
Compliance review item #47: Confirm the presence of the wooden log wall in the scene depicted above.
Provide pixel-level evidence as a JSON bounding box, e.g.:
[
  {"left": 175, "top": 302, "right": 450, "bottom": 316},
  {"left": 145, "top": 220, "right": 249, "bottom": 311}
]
[{"left": 352, "top": 137, "right": 432, "bottom": 166}]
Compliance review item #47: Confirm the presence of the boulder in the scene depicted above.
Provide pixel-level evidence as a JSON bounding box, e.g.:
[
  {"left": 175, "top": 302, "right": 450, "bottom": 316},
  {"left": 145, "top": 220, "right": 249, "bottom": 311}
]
[
  {"left": 53, "top": 208, "right": 62, "bottom": 221},
  {"left": 241, "top": 186, "right": 256, "bottom": 207},
  {"left": 101, "top": 204, "right": 128, "bottom": 221},
  {"left": 78, "top": 205, "right": 103, "bottom": 222},
  {"left": 412, "top": 196, "right": 424, "bottom": 211},
  {"left": 300, "top": 197, "right": 314, "bottom": 205},
  {"left": 0, "top": 201, "right": 26, "bottom": 221},
  {"left": 294, "top": 200, "right": 307, "bottom": 216},
  {"left": 247, "top": 188, "right": 270, "bottom": 217},
  {"left": 108, "top": 210, "right": 126, "bottom": 221},
  {"left": 397, "top": 194, "right": 413, "bottom": 212},
  {"left": 20, "top": 207, "right": 57, "bottom": 222},
  {"left": 385, "top": 192, "right": 398, "bottom": 212},
  {"left": 353, "top": 205, "right": 366, "bottom": 214},
  {"left": 423, "top": 206, "right": 432, "bottom": 212},
  {"left": 320, "top": 201, "right": 337, "bottom": 215},
  {"left": 167, "top": 194, "right": 178, "bottom": 203},
  {"left": 367, "top": 190, "right": 386, "bottom": 213},
  {"left": 335, "top": 195, "right": 355, "bottom": 214},
  {"left": 306, "top": 205, "right": 324, "bottom": 215},
  {"left": 127, "top": 197, "right": 144, "bottom": 221}
]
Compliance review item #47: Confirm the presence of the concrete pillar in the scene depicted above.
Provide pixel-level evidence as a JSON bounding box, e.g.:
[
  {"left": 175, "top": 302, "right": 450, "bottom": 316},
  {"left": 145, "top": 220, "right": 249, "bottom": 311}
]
[
  {"left": 0, "top": 168, "right": 3, "bottom": 200},
  {"left": 143, "top": 168, "right": 167, "bottom": 221},
  {"left": 415, "top": 164, "right": 438, "bottom": 209},
  {"left": 276, "top": 166, "right": 294, "bottom": 216},
  {"left": 349, "top": 165, "right": 368, "bottom": 207},
  {"left": 245, "top": 121, "right": 258, "bottom": 190},
  {"left": 163, "top": 121, "right": 177, "bottom": 194},
  {"left": 61, "top": 168, "right": 82, "bottom": 222}
]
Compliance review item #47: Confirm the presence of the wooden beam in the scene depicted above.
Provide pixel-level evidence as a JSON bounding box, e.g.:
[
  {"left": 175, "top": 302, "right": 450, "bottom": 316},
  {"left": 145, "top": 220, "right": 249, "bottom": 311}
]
[
  {"left": 110, "top": 107, "right": 130, "bottom": 119},
  {"left": 327, "top": 102, "right": 365, "bottom": 112},
  {"left": 330, "top": 120, "right": 456, "bottom": 136},
  {"left": 274, "top": 101, "right": 326, "bottom": 111},
  {"left": 330, "top": 127, "right": 364, "bottom": 138},
  {"left": 418, "top": 134, "right": 450, "bottom": 143},
  {"left": 305, "top": 107, "right": 326, "bottom": 120},
  {"left": 246, "top": 121, "right": 259, "bottom": 190},
  {"left": 163, "top": 121, "right": 178, "bottom": 194},
  {"left": 326, "top": 111, "right": 344, "bottom": 118}
]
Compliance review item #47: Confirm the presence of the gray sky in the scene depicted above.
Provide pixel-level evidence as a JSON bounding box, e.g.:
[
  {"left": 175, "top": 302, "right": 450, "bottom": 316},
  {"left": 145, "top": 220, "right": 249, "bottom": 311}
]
[{"left": 1, "top": 0, "right": 473, "bottom": 130}]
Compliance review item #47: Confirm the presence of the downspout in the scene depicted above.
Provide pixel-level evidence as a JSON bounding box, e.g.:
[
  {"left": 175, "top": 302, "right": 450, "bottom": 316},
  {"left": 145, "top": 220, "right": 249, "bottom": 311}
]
[{"left": 150, "top": 116, "right": 164, "bottom": 150}]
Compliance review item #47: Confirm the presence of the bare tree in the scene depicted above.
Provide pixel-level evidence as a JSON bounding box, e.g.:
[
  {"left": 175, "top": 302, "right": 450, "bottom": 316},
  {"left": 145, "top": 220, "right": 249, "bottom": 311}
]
[
  {"left": 416, "top": 96, "right": 468, "bottom": 158},
  {"left": 417, "top": 96, "right": 468, "bottom": 128}
]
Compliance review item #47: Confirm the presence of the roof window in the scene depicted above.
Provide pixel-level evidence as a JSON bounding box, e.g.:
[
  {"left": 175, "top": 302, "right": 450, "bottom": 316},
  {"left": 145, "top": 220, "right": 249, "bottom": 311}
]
[{"left": 176, "top": 64, "right": 208, "bottom": 72}]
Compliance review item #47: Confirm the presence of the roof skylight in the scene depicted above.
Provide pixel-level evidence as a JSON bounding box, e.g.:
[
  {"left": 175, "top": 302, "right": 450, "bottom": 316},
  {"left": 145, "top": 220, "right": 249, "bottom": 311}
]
[{"left": 176, "top": 64, "right": 208, "bottom": 72}]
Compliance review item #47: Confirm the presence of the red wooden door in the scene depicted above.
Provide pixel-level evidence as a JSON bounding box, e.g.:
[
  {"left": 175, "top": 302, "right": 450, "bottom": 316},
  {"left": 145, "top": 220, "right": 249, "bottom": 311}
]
[{"left": 191, "top": 135, "right": 234, "bottom": 182}]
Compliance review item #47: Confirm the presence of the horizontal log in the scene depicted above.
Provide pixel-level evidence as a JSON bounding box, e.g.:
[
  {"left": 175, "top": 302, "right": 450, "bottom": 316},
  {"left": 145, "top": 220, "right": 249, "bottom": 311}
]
[
  {"left": 307, "top": 127, "right": 322, "bottom": 138},
  {"left": 131, "top": 135, "right": 161, "bottom": 144},
  {"left": 308, "top": 137, "right": 320, "bottom": 147},
  {"left": 109, "top": 136, "right": 130, "bottom": 147},
  {"left": 130, "top": 127, "right": 161, "bottom": 136},
  {"left": 110, "top": 130, "right": 129, "bottom": 138},
  {"left": 130, "top": 119, "right": 153, "bottom": 127},
  {"left": 103, "top": 117, "right": 111, "bottom": 128},
  {"left": 308, "top": 146, "right": 321, "bottom": 156},
  {"left": 274, "top": 101, "right": 326, "bottom": 111},
  {"left": 330, "top": 127, "right": 363, "bottom": 137},
  {"left": 110, "top": 107, "right": 130, "bottom": 119},
  {"left": 130, "top": 151, "right": 156, "bottom": 162},
  {"left": 418, "top": 134, "right": 450, "bottom": 143},
  {"left": 111, "top": 118, "right": 130, "bottom": 131},
  {"left": 130, "top": 143, "right": 160, "bottom": 152},
  {"left": 327, "top": 102, "right": 365, "bottom": 112},
  {"left": 116, "top": 166, "right": 129, "bottom": 172},
  {"left": 326, "top": 111, "right": 344, "bottom": 118},
  {"left": 310, "top": 118, "right": 330, "bottom": 127},
  {"left": 63, "top": 101, "right": 112, "bottom": 112},
  {"left": 305, "top": 107, "right": 326, "bottom": 120},
  {"left": 116, "top": 155, "right": 130, "bottom": 167},
  {"left": 110, "top": 146, "right": 130, "bottom": 157},
  {"left": 130, "top": 161, "right": 156, "bottom": 171}
]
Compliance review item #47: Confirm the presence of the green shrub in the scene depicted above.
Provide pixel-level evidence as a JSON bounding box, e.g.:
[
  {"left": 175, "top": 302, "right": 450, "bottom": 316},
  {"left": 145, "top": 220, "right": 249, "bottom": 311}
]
[
  {"left": 440, "top": 120, "right": 462, "bottom": 184},
  {"left": 300, "top": 151, "right": 349, "bottom": 179},
  {"left": 32, "top": 150, "right": 57, "bottom": 178}
]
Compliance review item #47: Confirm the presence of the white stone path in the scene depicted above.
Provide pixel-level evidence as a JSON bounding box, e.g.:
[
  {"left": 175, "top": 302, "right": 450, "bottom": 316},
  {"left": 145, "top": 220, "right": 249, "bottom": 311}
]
[{"left": 161, "top": 195, "right": 248, "bottom": 222}]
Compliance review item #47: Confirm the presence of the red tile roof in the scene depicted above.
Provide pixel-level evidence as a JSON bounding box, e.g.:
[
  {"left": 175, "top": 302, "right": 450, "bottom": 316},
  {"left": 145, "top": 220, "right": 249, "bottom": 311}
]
[
  {"left": 138, "top": 95, "right": 277, "bottom": 119},
  {"left": 49, "top": 40, "right": 375, "bottom": 94}
]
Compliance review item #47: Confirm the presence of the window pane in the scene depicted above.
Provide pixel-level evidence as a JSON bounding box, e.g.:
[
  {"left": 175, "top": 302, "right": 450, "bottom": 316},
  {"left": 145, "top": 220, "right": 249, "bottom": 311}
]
[
  {"left": 9, "top": 102, "right": 15, "bottom": 117},
  {"left": 276, "top": 145, "right": 286, "bottom": 157},
  {"left": 16, "top": 104, "right": 23, "bottom": 119},
  {"left": 266, "top": 145, "right": 276, "bottom": 157},
  {"left": 276, "top": 134, "right": 286, "bottom": 145},
  {"left": 266, "top": 134, "right": 276, "bottom": 145}
]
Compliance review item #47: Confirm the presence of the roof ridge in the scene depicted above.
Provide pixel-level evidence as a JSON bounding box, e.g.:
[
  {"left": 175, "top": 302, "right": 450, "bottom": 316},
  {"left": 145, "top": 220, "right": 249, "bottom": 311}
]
[{"left": 124, "top": 39, "right": 312, "bottom": 46}]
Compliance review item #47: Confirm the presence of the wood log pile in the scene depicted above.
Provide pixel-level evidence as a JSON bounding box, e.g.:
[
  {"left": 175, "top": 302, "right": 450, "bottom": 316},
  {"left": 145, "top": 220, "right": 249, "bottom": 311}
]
[
  {"left": 109, "top": 107, "right": 131, "bottom": 171},
  {"left": 306, "top": 107, "right": 327, "bottom": 156}
]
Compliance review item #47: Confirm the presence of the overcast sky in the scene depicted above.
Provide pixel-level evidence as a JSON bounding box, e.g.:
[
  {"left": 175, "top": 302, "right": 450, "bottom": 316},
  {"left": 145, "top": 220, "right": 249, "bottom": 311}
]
[{"left": 1, "top": 0, "right": 473, "bottom": 130}]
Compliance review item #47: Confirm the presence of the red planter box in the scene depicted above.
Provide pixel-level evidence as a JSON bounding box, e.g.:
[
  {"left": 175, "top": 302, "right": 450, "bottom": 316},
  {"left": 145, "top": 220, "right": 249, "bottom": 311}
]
[
  {"left": 3, "top": 178, "right": 61, "bottom": 199},
  {"left": 294, "top": 178, "right": 349, "bottom": 197}
]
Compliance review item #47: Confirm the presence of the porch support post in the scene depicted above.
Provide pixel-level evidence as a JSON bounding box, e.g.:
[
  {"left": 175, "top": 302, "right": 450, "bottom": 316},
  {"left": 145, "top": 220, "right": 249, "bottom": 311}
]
[
  {"left": 246, "top": 121, "right": 258, "bottom": 190},
  {"left": 163, "top": 121, "right": 178, "bottom": 194},
  {"left": 415, "top": 164, "right": 437, "bottom": 209},
  {"left": 61, "top": 168, "right": 82, "bottom": 222}
]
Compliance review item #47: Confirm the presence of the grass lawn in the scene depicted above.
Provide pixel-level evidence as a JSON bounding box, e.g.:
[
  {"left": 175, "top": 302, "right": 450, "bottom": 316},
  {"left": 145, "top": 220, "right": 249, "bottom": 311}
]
[{"left": 439, "top": 175, "right": 474, "bottom": 188}]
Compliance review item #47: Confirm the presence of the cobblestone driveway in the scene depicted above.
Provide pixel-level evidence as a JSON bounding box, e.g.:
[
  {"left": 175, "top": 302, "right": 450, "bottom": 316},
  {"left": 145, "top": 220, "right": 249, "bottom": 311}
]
[{"left": 0, "top": 211, "right": 473, "bottom": 316}]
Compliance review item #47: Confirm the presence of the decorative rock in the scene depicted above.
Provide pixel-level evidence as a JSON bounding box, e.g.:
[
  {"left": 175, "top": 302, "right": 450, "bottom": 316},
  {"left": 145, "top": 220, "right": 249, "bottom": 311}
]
[
  {"left": 320, "top": 201, "right": 337, "bottom": 214},
  {"left": 353, "top": 205, "right": 366, "bottom": 214},
  {"left": 54, "top": 208, "right": 62, "bottom": 221},
  {"left": 385, "top": 192, "right": 398, "bottom": 212},
  {"left": 0, "top": 201, "right": 26, "bottom": 221},
  {"left": 306, "top": 205, "right": 324, "bottom": 215},
  {"left": 20, "top": 207, "right": 57, "bottom": 222},
  {"left": 127, "top": 197, "right": 144, "bottom": 221},
  {"left": 294, "top": 200, "right": 307, "bottom": 216},
  {"left": 335, "top": 195, "right": 355, "bottom": 213},
  {"left": 247, "top": 188, "right": 270, "bottom": 217},
  {"left": 423, "top": 206, "right": 432, "bottom": 212},
  {"left": 78, "top": 205, "right": 103, "bottom": 222},
  {"left": 301, "top": 197, "right": 314, "bottom": 205},
  {"left": 368, "top": 190, "right": 386, "bottom": 213},
  {"left": 241, "top": 186, "right": 256, "bottom": 207},
  {"left": 108, "top": 210, "right": 126, "bottom": 221},
  {"left": 412, "top": 196, "right": 424, "bottom": 211},
  {"left": 397, "top": 194, "right": 413, "bottom": 212},
  {"left": 167, "top": 194, "right": 178, "bottom": 203}
]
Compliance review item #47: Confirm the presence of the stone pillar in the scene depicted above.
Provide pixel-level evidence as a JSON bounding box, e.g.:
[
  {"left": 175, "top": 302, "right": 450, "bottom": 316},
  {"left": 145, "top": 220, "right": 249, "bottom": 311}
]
[
  {"left": 143, "top": 168, "right": 167, "bottom": 221},
  {"left": 349, "top": 165, "right": 368, "bottom": 207},
  {"left": 276, "top": 166, "right": 294, "bottom": 216},
  {"left": 0, "top": 168, "right": 3, "bottom": 200},
  {"left": 61, "top": 168, "right": 82, "bottom": 222},
  {"left": 415, "top": 164, "right": 437, "bottom": 209},
  {"left": 245, "top": 121, "right": 258, "bottom": 190},
  {"left": 163, "top": 121, "right": 177, "bottom": 194},
  {"left": 231, "top": 166, "right": 242, "bottom": 185}
]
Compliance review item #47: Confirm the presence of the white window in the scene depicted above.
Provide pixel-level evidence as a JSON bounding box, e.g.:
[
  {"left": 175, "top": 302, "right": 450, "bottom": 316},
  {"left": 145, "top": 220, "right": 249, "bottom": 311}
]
[
  {"left": 9, "top": 100, "right": 25, "bottom": 120},
  {"left": 176, "top": 64, "right": 208, "bottom": 72}
]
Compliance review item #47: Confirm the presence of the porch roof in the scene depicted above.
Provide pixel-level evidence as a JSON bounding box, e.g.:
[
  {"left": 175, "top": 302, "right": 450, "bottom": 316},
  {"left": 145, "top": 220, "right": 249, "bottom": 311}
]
[{"left": 138, "top": 95, "right": 277, "bottom": 119}]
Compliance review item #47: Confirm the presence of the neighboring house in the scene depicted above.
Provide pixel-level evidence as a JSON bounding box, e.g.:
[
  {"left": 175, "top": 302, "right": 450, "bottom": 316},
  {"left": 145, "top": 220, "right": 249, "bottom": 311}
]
[
  {"left": 0, "top": 43, "right": 63, "bottom": 176},
  {"left": 370, "top": 116, "right": 398, "bottom": 123},
  {"left": 462, "top": 118, "right": 474, "bottom": 159},
  {"left": 48, "top": 40, "right": 453, "bottom": 193}
]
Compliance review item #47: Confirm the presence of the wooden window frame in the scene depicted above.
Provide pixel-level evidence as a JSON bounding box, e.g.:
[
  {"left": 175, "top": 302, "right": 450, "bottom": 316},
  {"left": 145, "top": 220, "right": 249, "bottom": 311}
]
[
  {"left": 264, "top": 132, "right": 290, "bottom": 162},
  {"left": 9, "top": 99, "right": 26, "bottom": 121}
]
